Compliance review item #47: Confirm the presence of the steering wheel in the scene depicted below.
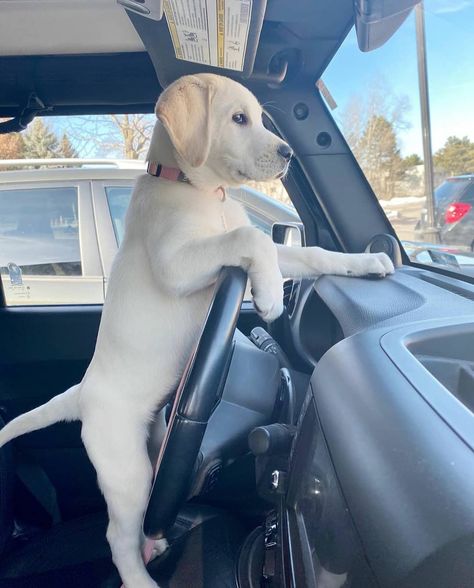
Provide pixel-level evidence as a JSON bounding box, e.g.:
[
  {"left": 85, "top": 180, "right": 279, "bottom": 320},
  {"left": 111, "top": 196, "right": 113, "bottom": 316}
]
[{"left": 143, "top": 267, "right": 247, "bottom": 539}]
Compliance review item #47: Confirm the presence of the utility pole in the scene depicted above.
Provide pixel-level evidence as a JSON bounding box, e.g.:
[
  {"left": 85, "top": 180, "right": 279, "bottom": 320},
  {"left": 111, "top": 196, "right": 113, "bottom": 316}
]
[{"left": 415, "top": 2, "right": 439, "bottom": 243}]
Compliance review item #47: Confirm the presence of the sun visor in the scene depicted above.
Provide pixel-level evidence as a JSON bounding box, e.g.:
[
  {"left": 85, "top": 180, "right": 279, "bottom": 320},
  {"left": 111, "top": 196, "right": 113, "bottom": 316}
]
[{"left": 122, "top": 0, "right": 267, "bottom": 83}]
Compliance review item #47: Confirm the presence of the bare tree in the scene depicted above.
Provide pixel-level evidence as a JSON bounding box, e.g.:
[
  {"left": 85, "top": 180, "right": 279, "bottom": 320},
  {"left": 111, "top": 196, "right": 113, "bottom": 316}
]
[
  {"left": 338, "top": 77, "right": 413, "bottom": 200},
  {"left": 109, "top": 114, "right": 155, "bottom": 159},
  {"left": 339, "top": 77, "right": 410, "bottom": 151},
  {"left": 63, "top": 114, "right": 155, "bottom": 159}
]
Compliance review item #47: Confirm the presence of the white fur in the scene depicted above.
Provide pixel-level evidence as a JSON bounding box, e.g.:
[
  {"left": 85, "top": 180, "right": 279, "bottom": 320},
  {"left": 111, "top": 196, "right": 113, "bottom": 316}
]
[{"left": 0, "top": 74, "right": 394, "bottom": 588}]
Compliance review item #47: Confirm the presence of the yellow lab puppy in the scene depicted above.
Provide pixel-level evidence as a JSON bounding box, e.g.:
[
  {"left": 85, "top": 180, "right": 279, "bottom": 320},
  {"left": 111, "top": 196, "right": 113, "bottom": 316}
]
[{"left": 0, "top": 74, "right": 393, "bottom": 587}]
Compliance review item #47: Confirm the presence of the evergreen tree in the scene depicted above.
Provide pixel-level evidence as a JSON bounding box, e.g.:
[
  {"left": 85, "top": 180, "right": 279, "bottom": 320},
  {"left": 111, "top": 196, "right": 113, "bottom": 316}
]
[
  {"left": 356, "top": 115, "right": 405, "bottom": 200},
  {"left": 22, "top": 118, "right": 59, "bottom": 159},
  {"left": 57, "top": 133, "right": 78, "bottom": 158},
  {"left": 434, "top": 136, "right": 474, "bottom": 176},
  {"left": 403, "top": 153, "right": 423, "bottom": 169}
]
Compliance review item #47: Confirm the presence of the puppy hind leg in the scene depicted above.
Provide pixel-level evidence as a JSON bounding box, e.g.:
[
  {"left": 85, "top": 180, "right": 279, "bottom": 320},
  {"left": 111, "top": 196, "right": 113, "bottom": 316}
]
[{"left": 82, "top": 419, "right": 158, "bottom": 588}]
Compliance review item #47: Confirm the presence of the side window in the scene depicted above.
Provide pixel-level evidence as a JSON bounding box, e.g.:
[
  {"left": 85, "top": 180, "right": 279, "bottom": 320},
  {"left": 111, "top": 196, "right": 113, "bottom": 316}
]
[
  {"left": 105, "top": 186, "right": 133, "bottom": 246},
  {"left": 229, "top": 180, "right": 300, "bottom": 235},
  {"left": 0, "top": 186, "right": 85, "bottom": 305},
  {"left": 228, "top": 181, "right": 301, "bottom": 303},
  {"left": 105, "top": 183, "right": 299, "bottom": 245}
]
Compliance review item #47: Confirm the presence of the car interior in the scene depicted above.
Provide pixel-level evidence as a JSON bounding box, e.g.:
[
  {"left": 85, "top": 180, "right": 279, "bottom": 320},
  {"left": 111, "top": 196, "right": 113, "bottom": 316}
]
[{"left": 0, "top": 1, "right": 474, "bottom": 587}]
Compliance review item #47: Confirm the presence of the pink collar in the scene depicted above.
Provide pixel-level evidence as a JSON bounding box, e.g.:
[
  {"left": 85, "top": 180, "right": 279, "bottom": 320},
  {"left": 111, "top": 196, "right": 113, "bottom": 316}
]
[
  {"left": 147, "top": 161, "right": 226, "bottom": 201},
  {"left": 147, "top": 162, "right": 187, "bottom": 182}
]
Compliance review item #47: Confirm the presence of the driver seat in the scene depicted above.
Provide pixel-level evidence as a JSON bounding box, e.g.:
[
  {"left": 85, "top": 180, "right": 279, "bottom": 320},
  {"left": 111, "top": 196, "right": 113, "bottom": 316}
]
[
  {"left": 0, "top": 415, "right": 246, "bottom": 588},
  {"left": 0, "top": 501, "right": 246, "bottom": 588}
]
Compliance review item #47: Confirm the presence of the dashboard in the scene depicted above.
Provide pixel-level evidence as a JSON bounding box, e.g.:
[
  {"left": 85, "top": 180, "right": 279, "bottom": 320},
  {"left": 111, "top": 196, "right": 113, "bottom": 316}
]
[{"left": 274, "top": 266, "right": 474, "bottom": 587}]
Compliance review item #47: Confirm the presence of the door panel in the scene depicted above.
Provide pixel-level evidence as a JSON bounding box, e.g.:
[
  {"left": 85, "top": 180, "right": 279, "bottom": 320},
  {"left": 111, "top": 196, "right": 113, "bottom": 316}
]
[
  {"left": 0, "top": 305, "right": 104, "bottom": 520},
  {"left": 0, "top": 181, "right": 104, "bottom": 306}
]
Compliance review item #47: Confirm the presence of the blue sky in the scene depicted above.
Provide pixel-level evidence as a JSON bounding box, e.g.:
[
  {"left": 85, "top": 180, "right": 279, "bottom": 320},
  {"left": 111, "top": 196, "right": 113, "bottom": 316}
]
[{"left": 323, "top": 0, "right": 474, "bottom": 157}]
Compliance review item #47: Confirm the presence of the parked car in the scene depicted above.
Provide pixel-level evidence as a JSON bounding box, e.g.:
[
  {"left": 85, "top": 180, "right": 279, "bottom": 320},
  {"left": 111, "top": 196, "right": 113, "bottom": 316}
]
[
  {"left": 0, "top": 160, "right": 299, "bottom": 306},
  {"left": 416, "top": 174, "right": 474, "bottom": 251}
]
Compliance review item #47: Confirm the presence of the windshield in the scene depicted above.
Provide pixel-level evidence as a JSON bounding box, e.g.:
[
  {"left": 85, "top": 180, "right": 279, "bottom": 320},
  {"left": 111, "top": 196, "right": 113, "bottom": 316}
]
[{"left": 324, "top": 0, "right": 474, "bottom": 277}]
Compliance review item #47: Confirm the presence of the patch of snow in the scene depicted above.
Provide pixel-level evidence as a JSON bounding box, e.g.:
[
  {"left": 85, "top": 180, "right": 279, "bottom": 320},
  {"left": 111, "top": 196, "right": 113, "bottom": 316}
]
[{"left": 379, "top": 196, "right": 426, "bottom": 207}]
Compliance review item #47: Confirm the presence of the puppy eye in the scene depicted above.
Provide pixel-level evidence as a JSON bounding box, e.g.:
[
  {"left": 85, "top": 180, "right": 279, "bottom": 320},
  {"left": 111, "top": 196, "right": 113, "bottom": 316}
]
[{"left": 232, "top": 113, "right": 248, "bottom": 125}]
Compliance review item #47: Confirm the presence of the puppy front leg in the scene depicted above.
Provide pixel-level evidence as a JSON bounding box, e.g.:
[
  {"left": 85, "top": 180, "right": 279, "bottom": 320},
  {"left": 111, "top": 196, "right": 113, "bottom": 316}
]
[
  {"left": 152, "top": 226, "right": 284, "bottom": 321},
  {"left": 276, "top": 245, "right": 394, "bottom": 279}
]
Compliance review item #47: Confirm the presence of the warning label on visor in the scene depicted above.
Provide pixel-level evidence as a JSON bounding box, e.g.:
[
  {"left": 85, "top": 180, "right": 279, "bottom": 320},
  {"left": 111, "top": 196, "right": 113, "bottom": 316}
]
[{"left": 164, "top": 0, "right": 252, "bottom": 72}]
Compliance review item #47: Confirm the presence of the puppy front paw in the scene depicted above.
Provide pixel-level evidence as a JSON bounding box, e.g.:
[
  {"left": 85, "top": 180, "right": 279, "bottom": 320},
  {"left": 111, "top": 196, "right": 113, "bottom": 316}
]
[
  {"left": 251, "top": 274, "right": 284, "bottom": 322},
  {"left": 344, "top": 252, "right": 395, "bottom": 278},
  {"left": 150, "top": 538, "right": 169, "bottom": 561},
  {"left": 253, "top": 293, "right": 284, "bottom": 322}
]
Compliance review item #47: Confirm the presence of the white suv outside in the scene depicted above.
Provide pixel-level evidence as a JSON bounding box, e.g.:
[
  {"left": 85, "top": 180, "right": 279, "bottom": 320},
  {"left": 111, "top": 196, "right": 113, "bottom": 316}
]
[{"left": 0, "top": 160, "right": 298, "bottom": 306}]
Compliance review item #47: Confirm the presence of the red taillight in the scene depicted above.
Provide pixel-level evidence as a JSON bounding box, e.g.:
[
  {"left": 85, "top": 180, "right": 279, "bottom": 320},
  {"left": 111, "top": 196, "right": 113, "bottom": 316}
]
[{"left": 444, "top": 202, "right": 472, "bottom": 224}]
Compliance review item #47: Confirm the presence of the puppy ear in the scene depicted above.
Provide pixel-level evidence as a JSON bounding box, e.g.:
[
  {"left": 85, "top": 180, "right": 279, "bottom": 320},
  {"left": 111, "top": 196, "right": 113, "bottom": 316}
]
[{"left": 155, "top": 76, "right": 215, "bottom": 168}]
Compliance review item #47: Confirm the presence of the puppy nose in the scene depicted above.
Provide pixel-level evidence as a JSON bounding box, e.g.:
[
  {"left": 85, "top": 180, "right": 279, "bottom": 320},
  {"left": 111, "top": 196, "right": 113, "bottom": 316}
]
[{"left": 277, "top": 143, "right": 293, "bottom": 162}]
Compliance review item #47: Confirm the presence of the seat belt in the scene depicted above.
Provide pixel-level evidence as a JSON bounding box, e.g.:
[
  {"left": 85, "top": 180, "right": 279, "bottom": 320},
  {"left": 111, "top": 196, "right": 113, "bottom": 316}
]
[{"left": 16, "top": 458, "right": 61, "bottom": 525}]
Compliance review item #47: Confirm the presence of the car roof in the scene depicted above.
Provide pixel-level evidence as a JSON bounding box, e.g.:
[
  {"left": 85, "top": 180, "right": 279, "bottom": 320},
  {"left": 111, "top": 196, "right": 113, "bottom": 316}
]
[
  {"left": 0, "top": 163, "right": 298, "bottom": 219},
  {"left": 0, "top": 162, "right": 146, "bottom": 185},
  {"left": 0, "top": 0, "right": 353, "bottom": 117},
  {"left": 0, "top": 1, "right": 144, "bottom": 57}
]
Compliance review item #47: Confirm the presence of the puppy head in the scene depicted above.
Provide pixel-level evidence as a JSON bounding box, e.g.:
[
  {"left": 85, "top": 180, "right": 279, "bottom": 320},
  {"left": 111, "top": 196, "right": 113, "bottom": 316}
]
[{"left": 155, "top": 73, "right": 292, "bottom": 187}]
